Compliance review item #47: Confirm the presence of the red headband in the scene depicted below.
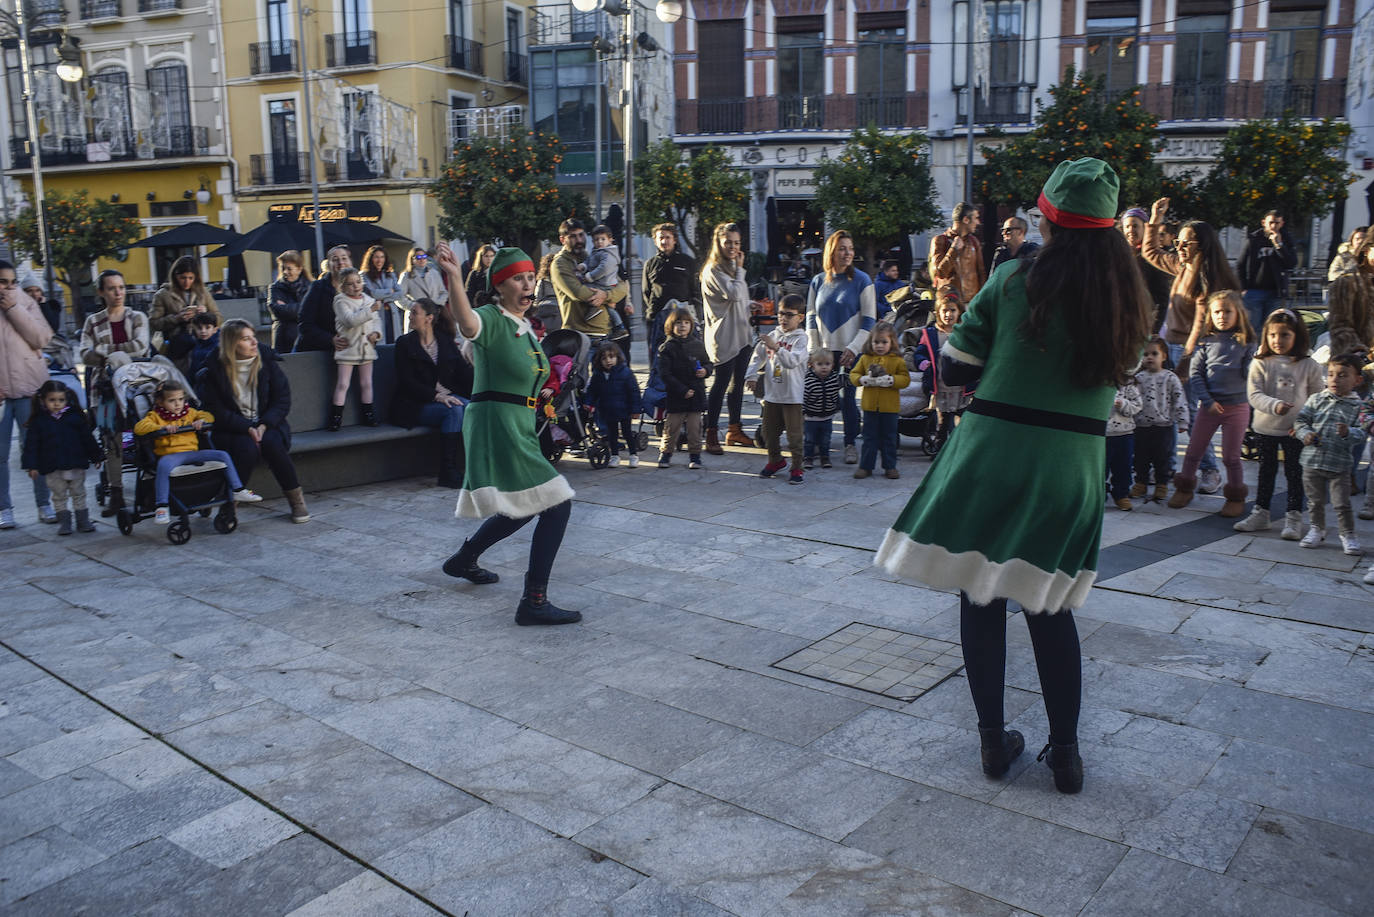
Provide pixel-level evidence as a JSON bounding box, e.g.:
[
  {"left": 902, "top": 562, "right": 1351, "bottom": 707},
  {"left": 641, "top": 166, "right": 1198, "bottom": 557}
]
[
  {"left": 1036, "top": 192, "right": 1116, "bottom": 230},
  {"left": 489, "top": 259, "right": 535, "bottom": 288}
]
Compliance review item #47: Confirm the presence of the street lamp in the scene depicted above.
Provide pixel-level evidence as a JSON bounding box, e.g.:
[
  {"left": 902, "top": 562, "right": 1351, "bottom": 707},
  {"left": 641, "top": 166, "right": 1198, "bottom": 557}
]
[{"left": 0, "top": 5, "right": 84, "bottom": 332}]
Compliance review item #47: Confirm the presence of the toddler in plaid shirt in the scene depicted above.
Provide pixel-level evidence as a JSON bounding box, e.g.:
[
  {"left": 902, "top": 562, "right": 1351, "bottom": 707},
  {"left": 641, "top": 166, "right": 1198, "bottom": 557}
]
[{"left": 1293, "top": 353, "right": 1366, "bottom": 554}]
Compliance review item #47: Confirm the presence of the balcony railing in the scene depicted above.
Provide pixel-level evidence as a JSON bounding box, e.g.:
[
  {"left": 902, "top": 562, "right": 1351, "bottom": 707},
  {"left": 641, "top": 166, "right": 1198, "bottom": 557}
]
[
  {"left": 80, "top": 0, "right": 122, "bottom": 19},
  {"left": 447, "top": 35, "right": 483, "bottom": 74},
  {"left": 1137, "top": 79, "right": 1346, "bottom": 122},
  {"left": 504, "top": 51, "right": 527, "bottom": 84},
  {"left": 138, "top": 0, "right": 181, "bottom": 12},
  {"left": 323, "top": 154, "right": 383, "bottom": 182},
  {"left": 325, "top": 31, "right": 377, "bottom": 68},
  {"left": 676, "top": 93, "right": 927, "bottom": 135},
  {"left": 153, "top": 125, "right": 209, "bottom": 158},
  {"left": 954, "top": 85, "right": 1035, "bottom": 125},
  {"left": 31, "top": 0, "right": 66, "bottom": 27},
  {"left": 557, "top": 140, "right": 625, "bottom": 175},
  {"left": 531, "top": 4, "right": 611, "bottom": 44},
  {"left": 249, "top": 152, "right": 309, "bottom": 186},
  {"left": 250, "top": 40, "right": 298, "bottom": 75},
  {"left": 447, "top": 105, "right": 526, "bottom": 148},
  {"left": 9, "top": 124, "right": 211, "bottom": 168}
]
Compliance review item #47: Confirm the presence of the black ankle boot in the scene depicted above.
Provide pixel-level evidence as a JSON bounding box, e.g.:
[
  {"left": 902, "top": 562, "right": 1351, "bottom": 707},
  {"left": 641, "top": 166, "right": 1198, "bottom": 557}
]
[
  {"left": 360, "top": 403, "right": 378, "bottom": 427},
  {"left": 327, "top": 404, "right": 345, "bottom": 432},
  {"left": 978, "top": 726, "right": 1025, "bottom": 778},
  {"left": 441, "top": 539, "right": 499, "bottom": 584},
  {"left": 1037, "top": 741, "right": 1084, "bottom": 794},
  {"left": 516, "top": 576, "right": 581, "bottom": 626}
]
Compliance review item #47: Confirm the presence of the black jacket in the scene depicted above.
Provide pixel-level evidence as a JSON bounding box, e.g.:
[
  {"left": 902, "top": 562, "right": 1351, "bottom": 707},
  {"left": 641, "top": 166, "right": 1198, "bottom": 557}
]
[
  {"left": 656, "top": 335, "right": 712, "bottom": 413},
  {"left": 390, "top": 331, "right": 474, "bottom": 428},
  {"left": 269, "top": 276, "right": 310, "bottom": 326},
  {"left": 643, "top": 250, "right": 699, "bottom": 323},
  {"left": 195, "top": 346, "right": 292, "bottom": 447},
  {"left": 1237, "top": 227, "right": 1298, "bottom": 294},
  {"left": 294, "top": 276, "right": 339, "bottom": 352},
  {"left": 21, "top": 407, "right": 103, "bottom": 475}
]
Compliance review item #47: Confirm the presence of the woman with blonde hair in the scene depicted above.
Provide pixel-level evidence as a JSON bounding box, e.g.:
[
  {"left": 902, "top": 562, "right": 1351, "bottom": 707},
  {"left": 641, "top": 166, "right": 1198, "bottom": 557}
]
[
  {"left": 700, "top": 221, "right": 753, "bottom": 453},
  {"left": 805, "top": 229, "right": 877, "bottom": 464},
  {"left": 195, "top": 318, "right": 309, "bottom": 523},
  {"left": 269, "top": 250, "right": 313, "bottom": 352}
]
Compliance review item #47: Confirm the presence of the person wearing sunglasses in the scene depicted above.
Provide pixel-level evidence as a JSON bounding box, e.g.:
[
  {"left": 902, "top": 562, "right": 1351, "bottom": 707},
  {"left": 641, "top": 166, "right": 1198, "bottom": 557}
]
[
  {"left": 990, "top": 216, "right": 1039, "bottom": 270},
  {"left": 400, "top": 247, "right": 448, "bottom": 331}
]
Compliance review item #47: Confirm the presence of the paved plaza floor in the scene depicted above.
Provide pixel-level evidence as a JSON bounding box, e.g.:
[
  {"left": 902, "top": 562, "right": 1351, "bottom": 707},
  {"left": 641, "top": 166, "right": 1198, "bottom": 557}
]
[{"left": 2, "top": 393, "right": 1373, "bottom": 915}]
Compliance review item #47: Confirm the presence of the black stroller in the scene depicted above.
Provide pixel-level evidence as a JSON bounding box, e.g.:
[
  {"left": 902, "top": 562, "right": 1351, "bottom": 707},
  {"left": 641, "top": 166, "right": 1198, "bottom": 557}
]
[
  {"left": 89, "top": 357, "right": 191, "bottom": 510},
  {"left": 537, "top": 328, "right": 624, "bottom": 467}
]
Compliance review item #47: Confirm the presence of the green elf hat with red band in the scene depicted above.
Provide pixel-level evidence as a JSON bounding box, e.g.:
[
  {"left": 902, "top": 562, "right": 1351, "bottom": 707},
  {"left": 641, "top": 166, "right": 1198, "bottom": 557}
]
[
  {"left": 487, "top": 247, "right": 535, "bottom": 291},
  {"left": 1036, "top": 157, "right": 1120, "bottom": 230}
]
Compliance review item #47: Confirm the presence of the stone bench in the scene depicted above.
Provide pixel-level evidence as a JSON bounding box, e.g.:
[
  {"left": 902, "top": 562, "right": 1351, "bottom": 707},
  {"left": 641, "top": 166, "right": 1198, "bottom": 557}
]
[{"left": 248, "top": 345, "right": 436, "bottom": 498}]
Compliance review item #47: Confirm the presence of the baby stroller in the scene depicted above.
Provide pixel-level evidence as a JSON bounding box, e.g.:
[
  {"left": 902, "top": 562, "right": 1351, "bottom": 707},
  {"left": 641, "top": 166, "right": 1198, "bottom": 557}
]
[
  {"left": 537, "top": 328, "right": 611, "bottom": 466},
  {"left": 43, "top": 333, "right": 86, "bottom": 409},
  {"left": 896, "top": 326, "right": 942, "bottom": 458},
  {"left": 89, "top": 356, "right": 190, "bottom": 509}
]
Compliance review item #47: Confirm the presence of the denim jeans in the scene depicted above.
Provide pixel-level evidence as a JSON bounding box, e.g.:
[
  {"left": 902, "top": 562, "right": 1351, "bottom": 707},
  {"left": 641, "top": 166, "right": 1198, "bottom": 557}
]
[
  {"left": 1, "top": 396, "right": 51, "bottom": 512},
  {"left": 803, "top": 418, "right": 833, "bottom": 460},
  {"left": 1166, "top": 343, "right": 1217, "bottom": 473},
  {"left": 832, "top": 351, "right": 861, "bottom": 446},
  {"left": 416, "top": 400, "right": 466, "bottom": 434},
  {"left": 1106, "top": 434, "right": 1134, "bottom": 499},
  {"left": 859, "top": 410, "right": 899, "bottom": 471},
  {"left": 1242, "top": 289, "right": 1281, "bottom": 338},
  {"left": 155, "top": 450, "right": 242, "bottom": 506}
]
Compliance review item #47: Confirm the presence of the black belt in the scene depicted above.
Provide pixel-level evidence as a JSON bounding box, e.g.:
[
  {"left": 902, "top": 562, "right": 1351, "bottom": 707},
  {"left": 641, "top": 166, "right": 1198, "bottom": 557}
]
[
  {"left": 966, "top": 398, "right": 1106, "bottom": 437},
  {"left": 470, "top": 391, "right": 537, "bottom": 409}
]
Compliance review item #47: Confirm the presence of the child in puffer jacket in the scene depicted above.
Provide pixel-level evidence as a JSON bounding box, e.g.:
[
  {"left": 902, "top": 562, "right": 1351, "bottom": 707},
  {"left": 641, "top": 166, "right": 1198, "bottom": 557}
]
[{"left": 586, "top": 340, "right": 643, "bottom": 466}]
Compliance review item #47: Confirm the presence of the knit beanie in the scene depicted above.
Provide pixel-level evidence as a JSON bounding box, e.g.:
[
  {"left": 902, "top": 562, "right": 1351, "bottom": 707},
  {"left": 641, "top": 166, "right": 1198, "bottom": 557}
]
[
  {"left": 1037, "top": 158, "right": 1119, "bottom": 229},
  {"left": 487, "top": 247, "right": 535, "bottom": 291}
]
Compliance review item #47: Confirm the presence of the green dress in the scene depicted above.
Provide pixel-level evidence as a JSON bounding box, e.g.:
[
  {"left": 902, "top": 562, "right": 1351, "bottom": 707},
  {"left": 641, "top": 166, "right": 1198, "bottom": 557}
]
[
  {"left": 456, "top": 304, "right": 574, "bottom": 519},
  {"left": 875, "top": 263, "right": 1113, "bottom": 612}
]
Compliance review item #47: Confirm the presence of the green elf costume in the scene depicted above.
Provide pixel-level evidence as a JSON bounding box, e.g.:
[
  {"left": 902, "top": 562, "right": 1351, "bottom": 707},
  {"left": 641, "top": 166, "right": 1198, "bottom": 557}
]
[
  {"left": 877, "top": 158, "right": 1138, "bottom": 795},
  {"left": 442, "top": 247, "right": 580, "bottom": 626}
]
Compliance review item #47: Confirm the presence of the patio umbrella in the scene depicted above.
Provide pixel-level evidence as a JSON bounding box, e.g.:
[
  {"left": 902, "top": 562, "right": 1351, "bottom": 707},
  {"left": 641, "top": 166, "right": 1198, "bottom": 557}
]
[
  {"left": 130, "top": 222, "right": 242, "bottom": 249},
  {"left": 329, "top": 219, "right": 413, "bottom": 245},
  {"left": 204, "top": 220, "right": 350, "bottom": 258}
]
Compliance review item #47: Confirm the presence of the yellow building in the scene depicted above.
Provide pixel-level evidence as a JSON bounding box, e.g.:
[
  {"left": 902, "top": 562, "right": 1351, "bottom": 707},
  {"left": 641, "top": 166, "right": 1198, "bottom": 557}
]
[
  {"left": 223, "top": 0, "right": 539, "bottom": 283},
  {"left": 1, "top": 0, "right": 235, "bottom": 304}
]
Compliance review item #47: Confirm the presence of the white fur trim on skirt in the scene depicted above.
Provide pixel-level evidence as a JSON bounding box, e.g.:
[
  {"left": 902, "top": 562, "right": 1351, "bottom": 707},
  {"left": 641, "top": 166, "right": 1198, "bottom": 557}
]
[
  {"left": 874, "top": 528, "right": 1093, "bottom": 613},
  {"left": 455, "top": 475, "right": 575, "bottom": 520}
]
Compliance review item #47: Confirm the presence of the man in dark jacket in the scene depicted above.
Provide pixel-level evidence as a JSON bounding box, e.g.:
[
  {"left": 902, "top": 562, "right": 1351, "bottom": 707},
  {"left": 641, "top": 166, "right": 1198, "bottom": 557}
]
[
  {"left": 294, "top": 245, "right": 352, "bottom": 353},
  {"left": 642, "top": 223, "right": 697, "bottom": 380},
  {"left": 1237, "top": 210, "right": 1298, "bottom": 332},
  {"left": 990, "top": 216, "right": 1040, "bottom": 270}
]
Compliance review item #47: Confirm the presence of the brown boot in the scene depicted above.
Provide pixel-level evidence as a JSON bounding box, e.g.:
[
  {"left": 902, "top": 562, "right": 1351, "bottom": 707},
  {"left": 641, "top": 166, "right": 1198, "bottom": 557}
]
[
  {"left": 1152, "top": 483, "right": 1168, "bottom": 503},
  {"left": 705, "top": 427, "right": 724, "bottom": 455},
  {"left": 725, "top": 423, "right": 753, "bottom": 447},
  {"left": 1219, "top": 483, "right": 1248, "bottom": 518},
  {"left": 284, "top": 487, "right": 311, "bottom": 524},
  {"left": 1167, "top": 473, "right": 1196, "bottom": 509}
]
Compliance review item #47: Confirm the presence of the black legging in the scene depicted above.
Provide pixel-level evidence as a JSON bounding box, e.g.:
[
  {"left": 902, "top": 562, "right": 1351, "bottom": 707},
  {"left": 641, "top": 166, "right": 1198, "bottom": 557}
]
[
  {"left": 1255, "top": 433, "right": 1302, "bottom": 514},
  {"left": 706, "top": 345, "right": 751, "bottom": 430},
  {"left": 960, "top": 593, "right": 1081, "bottom": 745},
  {"left": 464, "top": 500, "right": 570, "bottom": 586},
  {"left": 216, "top": 427, "right": 300, "bottom": 493}
]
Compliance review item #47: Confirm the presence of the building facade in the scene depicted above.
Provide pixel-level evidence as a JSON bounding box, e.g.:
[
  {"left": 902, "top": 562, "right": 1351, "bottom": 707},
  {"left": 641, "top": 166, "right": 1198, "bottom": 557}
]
[{"left": 671, "top": 0, "right": 1361, "bottom": 270}]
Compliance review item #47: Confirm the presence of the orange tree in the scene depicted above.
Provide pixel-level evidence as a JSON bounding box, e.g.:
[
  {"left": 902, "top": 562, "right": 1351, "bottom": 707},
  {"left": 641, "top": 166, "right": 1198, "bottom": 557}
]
[
  {"left": 1196, "top": 114, "right": 1353, "bottom": 230},
  {"left": 975, "top": 69, "right": 1188, "bottom": 215},
  {"left": 431, "top": 131, "right": 588, "bottom": 258},
  {"left": 620, "top": 140, "right": 750, "bottom": 258},
  {"left": 2, "top": 188, "right": 140, "bottom": 308},
  {"left": 812, "top": 125, "right": 942, "bottom": 271}
]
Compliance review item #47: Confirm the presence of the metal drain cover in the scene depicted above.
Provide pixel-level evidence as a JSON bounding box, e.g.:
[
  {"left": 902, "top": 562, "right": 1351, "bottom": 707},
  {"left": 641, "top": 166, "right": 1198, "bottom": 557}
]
[{"left": 773, "top": 622, "right": 964, "bottom": 701}]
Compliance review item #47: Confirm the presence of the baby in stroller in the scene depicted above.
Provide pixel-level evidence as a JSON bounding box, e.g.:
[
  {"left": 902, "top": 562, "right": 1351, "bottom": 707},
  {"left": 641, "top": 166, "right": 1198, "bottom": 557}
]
[{"left": 132, "top": 380, "right": 261, "bottom": 525}]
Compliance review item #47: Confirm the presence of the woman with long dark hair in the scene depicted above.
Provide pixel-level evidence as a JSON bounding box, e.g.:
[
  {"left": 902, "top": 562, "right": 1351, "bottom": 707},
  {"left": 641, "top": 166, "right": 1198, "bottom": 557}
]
[
  {"left": 361, "top": 244, "right": 404, "bottom": 344},
  {"left": 392, "top": 298, "right": 473, "bottom": 488},
  {"left": 700, "top": 221, "right": 753, "bottom": 454},
  {"left": 465, "top": 244, "right": 497, "bottom": 308},
  {"left": 877, "top": 159, "right": 1153, "bottom": 794},
  {"left": 149, "top": 256, "right": 219, "bottom": 353}
]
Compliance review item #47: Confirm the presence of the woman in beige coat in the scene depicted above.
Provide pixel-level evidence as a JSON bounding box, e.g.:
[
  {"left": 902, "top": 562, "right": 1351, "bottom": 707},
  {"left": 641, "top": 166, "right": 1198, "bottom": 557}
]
[
  {"left": 700, "top": 221, "right": 753, "bottom": 454},
  {"left": 0, "top": 260, "right": 55, "bottom": 528}
]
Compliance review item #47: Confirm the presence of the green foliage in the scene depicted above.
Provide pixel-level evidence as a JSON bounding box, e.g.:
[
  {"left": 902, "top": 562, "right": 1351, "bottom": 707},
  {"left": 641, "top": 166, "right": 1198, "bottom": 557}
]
[
  {"left": 431, "top": 131, "right": 589, "bottom": 257},
  {"left": 975, "top": 69, "right": 1180, "bottom": 213},
  {"left": 1195, "top": 115, "right": 1353, "bottom": 229},
  {"left": 811, "top": 126, "right": 941, "bottom": 269},
  {"left": 624, "top": 140, "right": 750, "bottom": 257},
  {"left": 2, "top": 188, "right": 141, "bottom": 305}
]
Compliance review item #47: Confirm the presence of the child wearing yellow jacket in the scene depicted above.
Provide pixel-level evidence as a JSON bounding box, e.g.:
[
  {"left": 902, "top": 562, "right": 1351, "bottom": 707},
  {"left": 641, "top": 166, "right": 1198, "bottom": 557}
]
[
  {"left": 134, "top": 381, "right": 261, "bottom": 524},
  {"left": 849, "top": 321, "right": 910, "bottom": 479}
]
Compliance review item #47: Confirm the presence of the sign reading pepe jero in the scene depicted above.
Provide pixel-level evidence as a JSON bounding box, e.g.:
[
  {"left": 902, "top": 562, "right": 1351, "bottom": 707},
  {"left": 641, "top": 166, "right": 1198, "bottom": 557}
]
[{"left": 268, "top": 200, "right": 384, "bottom": 223}]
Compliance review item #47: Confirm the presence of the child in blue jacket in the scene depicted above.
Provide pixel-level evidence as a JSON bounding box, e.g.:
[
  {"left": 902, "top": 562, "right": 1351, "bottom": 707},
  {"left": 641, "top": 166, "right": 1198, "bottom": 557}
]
[{"left": 586, "top": 339, "right": 643, "bottom": 467}]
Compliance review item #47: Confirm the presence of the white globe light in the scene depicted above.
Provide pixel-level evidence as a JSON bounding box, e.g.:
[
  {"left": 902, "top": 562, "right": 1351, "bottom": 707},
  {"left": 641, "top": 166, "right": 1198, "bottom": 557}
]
[
  {"left": 655, "top": 1, "right": 683, "bottom": 23},
  {"left": 56, "top": 61, "right": 83, "bottom": 83},
  {"left": 571, "top": 0, "right": 601, "bottom": 12}
]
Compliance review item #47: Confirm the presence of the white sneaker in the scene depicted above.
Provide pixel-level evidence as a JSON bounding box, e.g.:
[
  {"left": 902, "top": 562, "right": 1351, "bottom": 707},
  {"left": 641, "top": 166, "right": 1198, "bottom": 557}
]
[
  {"left": 607, "top": 455, "right": 620, "bottom": 467},
  {"left": 1197, "top": 469, "right": 1222, "bottom": 494},
  {"left": 1364, "top": 564, "right": 1374, "bottom": 585},
  {"left": 38, "top": 503, "right": 57, "bottom": 523},
  {"left": 0, "top": 508, "right": 14, "bottom": 529},
  {"left": 1280, "top": 511, "right": 1304, "bottom": 541},
  {"left": 232, "top": 489, "right": 263, "bottom": 503},
  {"left": 627, "top": 454, "right": 639, "bottom": 468},
  {"left": 1341, "top": 534, "right": 1364, "bottom": 556},
  {"left": 1232, "top": 507, "right": 1270, "bottom": 533},
  {"left": 844, "top": 443, "right": 858, "bottom": 465},
  {"left": 154, "top": 507, "right": 171, "bottom": 525},
  {"left": 1299, "top": 525, "right": 1325, "bottom": 548}
]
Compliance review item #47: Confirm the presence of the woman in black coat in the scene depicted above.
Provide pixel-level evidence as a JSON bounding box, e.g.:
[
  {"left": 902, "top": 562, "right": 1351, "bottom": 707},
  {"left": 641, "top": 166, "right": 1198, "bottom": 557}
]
[
  {"left": 391, "top": 298, "right": 474, "bottom": 488},
  {"left": 196, "top": 319, "right": 310, "bottom": 523},
  {"left": 269, "top": 251, "right": 312, "bottom": 353}
]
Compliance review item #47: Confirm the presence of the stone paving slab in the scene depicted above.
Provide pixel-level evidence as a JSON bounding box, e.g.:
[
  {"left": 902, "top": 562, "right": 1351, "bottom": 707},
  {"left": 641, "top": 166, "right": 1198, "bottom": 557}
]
[{"left": 3, "top": 416, "right": 1374, "bottom": 915}]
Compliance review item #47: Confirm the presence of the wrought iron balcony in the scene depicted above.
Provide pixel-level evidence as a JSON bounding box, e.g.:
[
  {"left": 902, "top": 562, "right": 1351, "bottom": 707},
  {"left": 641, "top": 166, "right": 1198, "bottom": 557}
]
[
  {"left": 250, "top": 40, "right": 298, "bottom": 75},
  {"left": 954, "top": 85, "right": 1035, "bottom": 125},
  {"left": 249, "top": 152, "right": 309, "bottom": 186},
  {"left": 447, "top": 35, "right": 483, "bottom": 74},
  {"left": 447, "top": 105, "right": 526, "bottom": 148},
  {"left": 1136, "top": 79, "right": 1347, "bottom": 122},
  {"left": 30, "top": 0, "right": 67, "bottom": 27},
  {"left": 80, "top": 0, "right": 122, "bottom": 19},
  {"left": 675, "top": 93, "right": 927, "bottom": 135},
  {"left": 137, "top": 0, "right": 181, "bottom": 12},
  {"left": 504, "top": 51, "right": 527, "bottom": 84},
  {"left": 325, "top": 31, "right": 377, "bottom": 68},
  {"left": 152, "top": 125, "right": 209, "bottom": 158}
]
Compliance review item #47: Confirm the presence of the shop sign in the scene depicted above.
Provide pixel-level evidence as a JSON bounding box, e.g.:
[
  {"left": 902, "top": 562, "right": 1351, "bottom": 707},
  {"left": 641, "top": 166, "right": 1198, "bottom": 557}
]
[
  {"left": 774, "top": 169, "right": 818, "bottom": 197},
  {"left": 1156, "top": 137, "right": 1224, "bottom": 161},
  {"left": 268, "top": 199, "right": 384, "bottom": 223},
  {"left": 733, "top": 144, "right": 835, "bottom": 167}
]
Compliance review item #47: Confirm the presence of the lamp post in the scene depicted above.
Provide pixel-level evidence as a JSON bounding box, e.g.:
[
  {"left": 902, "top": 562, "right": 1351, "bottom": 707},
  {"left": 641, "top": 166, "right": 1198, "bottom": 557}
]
[
  {"left": 0, "top": 5, "right": 83, "bottom": 332},
  {"left": 571, "top": 0, "right": 679, "bottom": 318}
]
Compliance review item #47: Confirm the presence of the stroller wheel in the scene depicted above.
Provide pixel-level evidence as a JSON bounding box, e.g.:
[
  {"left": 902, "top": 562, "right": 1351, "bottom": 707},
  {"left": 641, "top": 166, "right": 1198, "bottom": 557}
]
[
  {"left": 213, "top": 509, "right": 237, "bottom": 534},
  {"left": 199, "top": 507, "right": 213, "bottom": 518},
  {"left": 545, "top": 446, "right": 565, "bottom": 464},
  {"left": 1241, "top": 429, "right": 1261, "bottom": 461},
  {"left": 167, "top": 518, "right": 192, "bottom": 545},
  {"left": 922, "top": 434, "right": 941, "bottom": 457},
  {"left": 116, "top": 508, "right": 134, "bottom": 536},
  {"left": 635, "top": 431, "right": 650, "bottom": 453},
  {"left": 587, "top": 441, "right": 610, "bottom": 468}
]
